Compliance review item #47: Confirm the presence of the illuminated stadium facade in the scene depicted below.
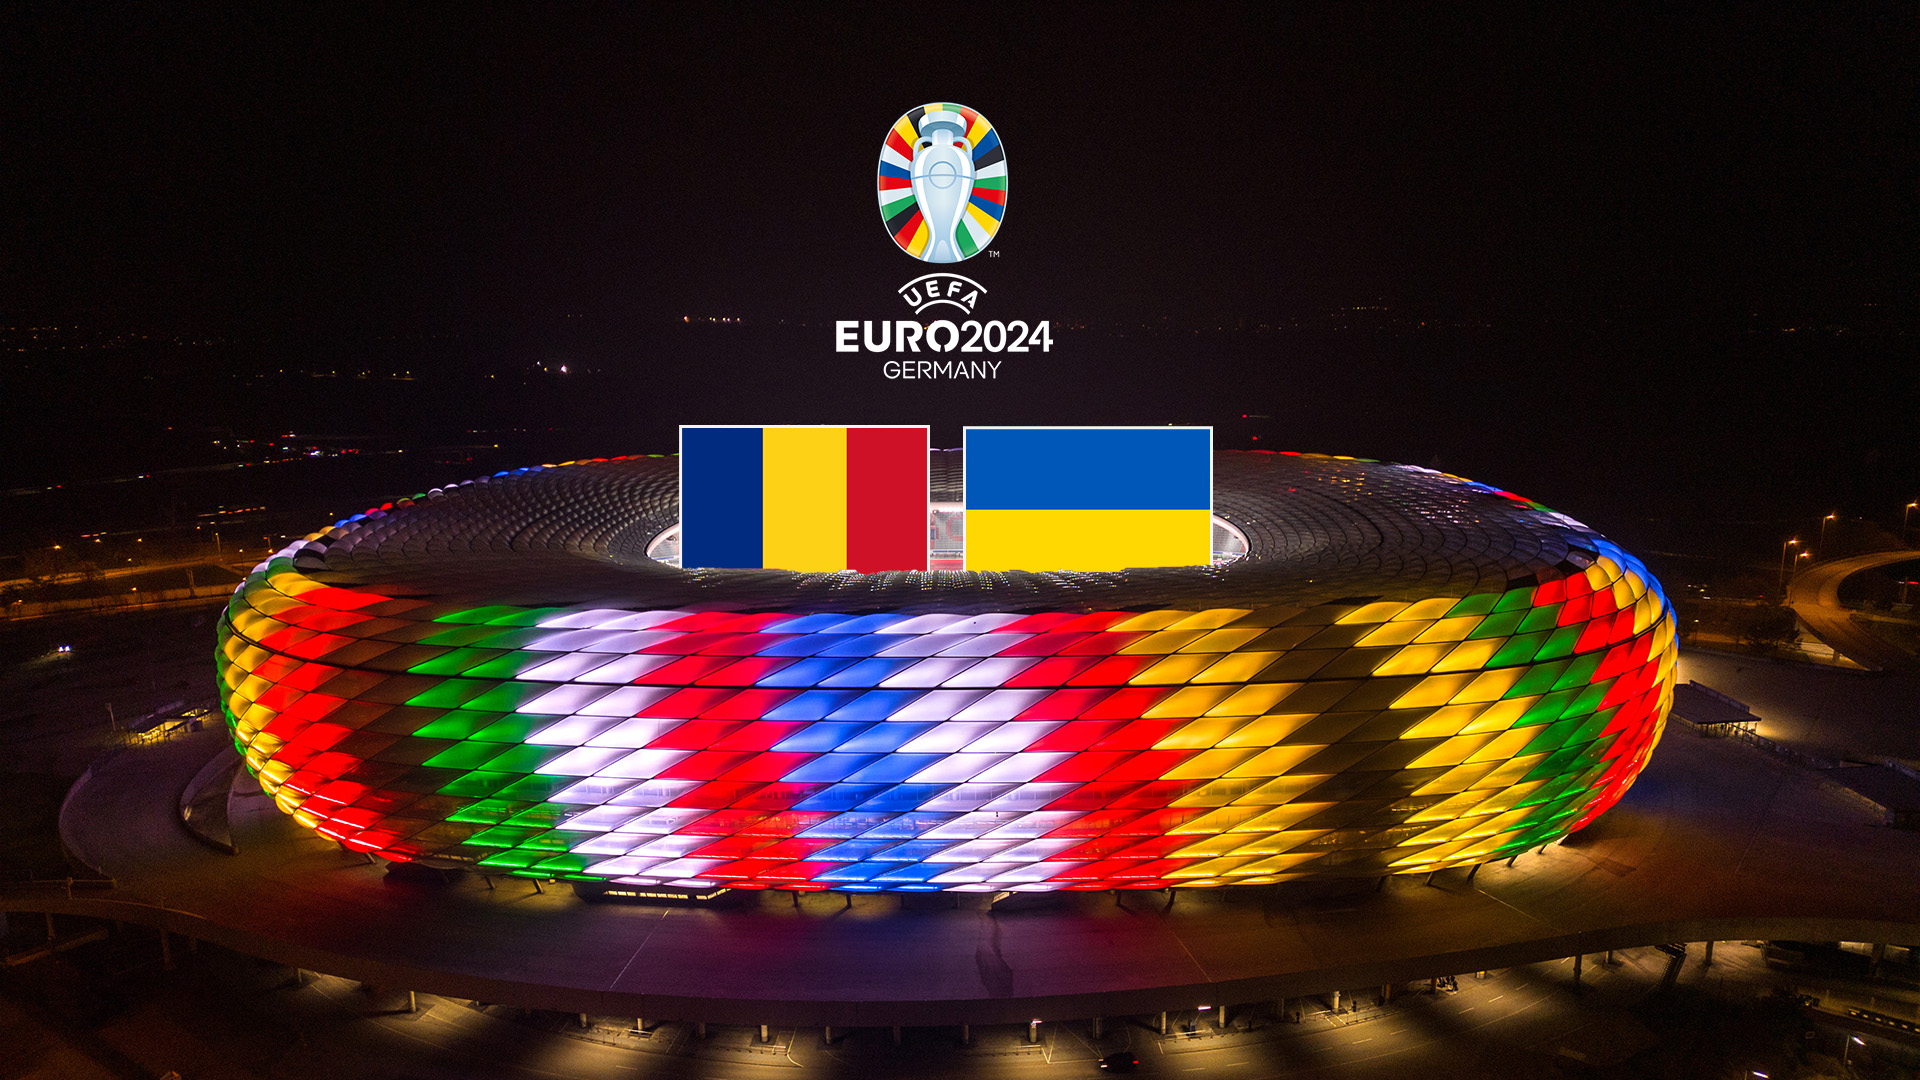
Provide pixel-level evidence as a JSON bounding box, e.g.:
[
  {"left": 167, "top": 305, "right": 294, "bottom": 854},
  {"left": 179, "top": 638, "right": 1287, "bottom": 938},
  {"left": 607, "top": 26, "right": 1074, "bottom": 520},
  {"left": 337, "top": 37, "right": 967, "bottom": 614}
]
[{"left": 216, "top": 451, "right": 1677, "bottom": 893}]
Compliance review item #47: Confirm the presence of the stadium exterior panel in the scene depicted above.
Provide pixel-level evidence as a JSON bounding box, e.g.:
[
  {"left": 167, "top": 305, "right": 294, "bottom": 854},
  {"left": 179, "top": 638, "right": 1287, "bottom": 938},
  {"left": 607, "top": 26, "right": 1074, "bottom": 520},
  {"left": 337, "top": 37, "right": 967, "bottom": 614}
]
[{"left": 216, "top": 451, "right": 1677, "bottom": 892}]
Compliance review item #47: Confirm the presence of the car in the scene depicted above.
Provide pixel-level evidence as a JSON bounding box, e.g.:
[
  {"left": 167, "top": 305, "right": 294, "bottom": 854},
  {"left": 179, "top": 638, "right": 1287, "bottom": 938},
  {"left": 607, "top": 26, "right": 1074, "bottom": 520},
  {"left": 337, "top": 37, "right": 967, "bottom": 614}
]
[{"left": 1099, "top": 1051, "right": 1139, "bottom": 1072}]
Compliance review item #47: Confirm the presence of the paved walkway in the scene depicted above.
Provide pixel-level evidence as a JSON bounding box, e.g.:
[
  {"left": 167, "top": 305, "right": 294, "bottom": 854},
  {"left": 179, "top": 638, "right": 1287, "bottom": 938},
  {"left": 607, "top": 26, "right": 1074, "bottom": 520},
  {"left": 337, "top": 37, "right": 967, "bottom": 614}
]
[{"left": 11, "top": 723, "right": 1920, "bottom": 1028}]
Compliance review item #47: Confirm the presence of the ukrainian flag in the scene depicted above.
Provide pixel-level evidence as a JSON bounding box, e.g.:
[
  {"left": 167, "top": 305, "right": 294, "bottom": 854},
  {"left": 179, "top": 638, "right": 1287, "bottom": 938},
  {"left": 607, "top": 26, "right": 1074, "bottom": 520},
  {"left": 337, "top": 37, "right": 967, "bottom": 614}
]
[
  {"left": 680, "top": 426, "right": 929, "bottom": 572},
  {"left": 963, "top": 427, "right": 1212, "bottom": 571}
]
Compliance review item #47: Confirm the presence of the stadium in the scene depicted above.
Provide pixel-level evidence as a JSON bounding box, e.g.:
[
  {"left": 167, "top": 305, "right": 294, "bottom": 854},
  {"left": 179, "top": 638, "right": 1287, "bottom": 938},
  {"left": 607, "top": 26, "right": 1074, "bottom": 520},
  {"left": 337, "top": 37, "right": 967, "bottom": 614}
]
[{"left": 214, "top": 449, "right": 1678, "bottom": 895}]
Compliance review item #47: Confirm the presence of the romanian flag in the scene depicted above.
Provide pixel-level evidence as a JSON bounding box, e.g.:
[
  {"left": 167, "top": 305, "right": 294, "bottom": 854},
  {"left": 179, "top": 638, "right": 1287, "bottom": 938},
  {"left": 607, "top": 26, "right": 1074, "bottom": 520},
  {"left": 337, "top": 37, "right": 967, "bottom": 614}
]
[
  {"left": 680, "top": 426, "right": 929, "bottom": 572},
  {"left": 964, "top": 427, "right": 1212, "bottom": 571}
]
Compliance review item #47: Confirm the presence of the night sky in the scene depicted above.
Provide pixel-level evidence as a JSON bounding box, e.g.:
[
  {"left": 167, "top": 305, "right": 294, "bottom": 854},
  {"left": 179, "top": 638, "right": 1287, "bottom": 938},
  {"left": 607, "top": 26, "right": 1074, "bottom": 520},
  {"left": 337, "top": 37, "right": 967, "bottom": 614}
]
[{"left": 3, "top": 4, "right": 1915, "bottom": 559}]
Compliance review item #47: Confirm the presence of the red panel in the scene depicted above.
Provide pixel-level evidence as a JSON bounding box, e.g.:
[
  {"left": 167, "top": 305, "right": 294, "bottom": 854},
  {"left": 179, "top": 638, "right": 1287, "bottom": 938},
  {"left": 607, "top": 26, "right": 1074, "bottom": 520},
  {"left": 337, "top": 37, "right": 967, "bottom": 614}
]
[
  {"left": 1053, "top": 612, "right": 1137, "bottom": 633},
  {"left": 1005, "top": 656, "right": 1101, "bottom": 687},
  {"left": 700, "top": 689, "right": 802, "bottom": 721},
  {"left": 710, "top": 720, "right": 813, "bottom": 750},
  {"left": 1044, "top": 782, "right": 1142, "bottom": 809},
  {"left": 732, "top": 785, "right": 831, "bottom": 811},
  {"left": 695, "top": 633, "right": 795, "bottom": 656},
  {"left": 656, "top": 751, "right": 758, "bottom": 781},
  {"left": 647, "top": 719, "right": 749, "bottom": 749},
  {"left": 653, "top": 613, "right": 752, "bottom": 632},
  {"left": 278, "top": 662, "right": 342, "bottom": 691},
  {"left": 676, "top": 807, "right": 772, "bottom": 833},
  {"left": 1078, "top": 686, "right": 1174, "bottom": 718},
  {"left": 1090, "top": 718, "right": 1189, "bottom": 750},
  {"left": 1110, "top": 779, "right": 1207, "bottom": 807},
  {"left": 1026, "top": 719, "right": 1131, "bottom": 752},
  {"left": 636, "top": 656, "right": 735, "bottom": 684},
  {"left": 736, "top": 811, "right": 837, "bottom": 836},
  {"left": 847, "top": 426, "right": 929, "bottom": 573},
  {"left": 1533, "top": 578, "right": 1567, "bottom": 606},
  {"left": 993, "top": 612, "right": 1081, "bottom": 634},
  {"left": 719, "top": 752, "right": 818, "bottom": 782},
  {"left": 1067, "top": 657, "right": 1162, "bottom": 687},
  {"left": 637, "top": 688, "right": 740, "bottom": 719},
  {"left": 1035, "top": 752, "right": 1131, "bottom": 782},
  {"left": 994, "top": 633, "right": 1091, "bottom": 657},
  {"left": 1015, "top": 688, "right": 1114, "bottom": 721},
  {"left": 1059, "top": 632, "right": 1153, "bottom": 656},
  {"left": 1100, "top": 749, "right": 1197, "bottom": 782},
  {"left": 638, "top": 631, "right": 741, "bottom": 655},
  {"left": 695, "top": 657, "right": 796, "bottom": 686}
]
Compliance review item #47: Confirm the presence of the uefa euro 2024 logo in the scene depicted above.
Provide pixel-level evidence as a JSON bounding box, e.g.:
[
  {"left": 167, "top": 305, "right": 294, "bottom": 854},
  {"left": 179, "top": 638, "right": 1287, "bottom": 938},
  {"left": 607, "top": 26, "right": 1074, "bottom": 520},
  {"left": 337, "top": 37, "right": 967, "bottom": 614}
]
[{"left": 877, "top": 104, "right": 1006, "bottom": 262}]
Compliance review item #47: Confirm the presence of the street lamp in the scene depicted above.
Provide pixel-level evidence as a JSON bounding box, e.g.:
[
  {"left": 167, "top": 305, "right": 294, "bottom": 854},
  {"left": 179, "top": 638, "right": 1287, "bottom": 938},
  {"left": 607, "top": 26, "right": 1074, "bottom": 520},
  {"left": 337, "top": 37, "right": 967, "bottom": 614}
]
[
  {"left": 1778, "top": 538, "right": 1800, "bottom": 596},
  {"left": 1846, "top": 1034, "right": 1864, "bottom": 1065},
  {"left": 1904, "top": 502, "right": 1917, "bottom": 545},
  {"left": 1820, "top": 513, "right": 1837, "bottom": 550}
]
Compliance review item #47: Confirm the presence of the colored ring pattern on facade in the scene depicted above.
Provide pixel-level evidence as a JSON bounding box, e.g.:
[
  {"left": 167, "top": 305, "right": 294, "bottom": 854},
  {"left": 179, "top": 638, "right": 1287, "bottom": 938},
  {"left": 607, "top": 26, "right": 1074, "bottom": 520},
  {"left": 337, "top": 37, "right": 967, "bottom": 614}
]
[{"left": 216, "top": 453, "right": 1677, "bottom": 892}]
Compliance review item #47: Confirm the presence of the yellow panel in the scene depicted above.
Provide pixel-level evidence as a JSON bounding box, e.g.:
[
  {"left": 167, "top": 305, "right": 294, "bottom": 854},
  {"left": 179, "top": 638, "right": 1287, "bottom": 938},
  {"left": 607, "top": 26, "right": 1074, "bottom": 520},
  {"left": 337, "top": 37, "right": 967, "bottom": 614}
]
[
  {"left": 1205, "top": 683, "right": 1303, "bottom": 717},
  {"left": 1128, "top": 653, "right": 1217, "bottom": 685},
  {"left": 1165, "top": 746, "right": 1264, "bottom": 779},
  {"left": 1407, "top": 734, "right": 1499, "bottom": 769},
  {"left": 892, "top": 115, "right": 919, "bottom": 144},
  {"left": 1471, "top": 753, "right": 1549, "bottom": 789},
  {"left": 1432, "top": 638, "right": 1502, "bottom": 673},
  {"left": 1448, "top": 667, "right": 1527, "bottom": 704},
  {"left": 1216, "top": 710, "right": 1316, "bottom": 745},
  {"left": 1167, "top": 608, "right": 1252, "bottom": 631},
  {"left": 1400, "top": 703, "right": 1488, "bottom": 739},
  {"left": 1171, "top": 778, "right": 1270, "bottom": 807},
  {"left": 1466, "top": 727, "right": 1539, "bottom": 763},
  {"left": 1413, "top": 616, "right": 1483, "bottom": 643},
  {"left": 1167, "top": 856, "right": 1258, "bottom": 878},
  {"left": 906, "top": 218, "right": 930, "bottom": 256},
  {"left": 1356, "top": 621, "right": 1431, "bottom": 647},
  {"left": 762, "top": 427, "right": 847, "bottom": 571},
  {"left": 1155, "top": 717, "right": 1252, "bottom": 750},
  {"left": 1406, "top": 788, "right": 1496, "bottom": 822},
  {"left": 1144, "top": 685, "right": 1235, "bottom": 718},
  {"left": 1191, "top": 651, "right": 1282, "bottom": 684},
  {"left": 1232, "top": 851, "right": 1324, "bottom": 872},
  {"left": 1337, "top": 601, "right": 1408, "bottom": 625},
  {"left": 1461, "top": 696, "right": 1536, "bottom": 734},
  {"left": 1223, "top": 743, "right": 1326, "bottom": 777},
  {"left": 1232, "top": 777, "right": 1334, "bottom": 806},
  {"left": 1612, "top": 578, "right": 1634, "bottom": 610},
  {"left": 1460, "top": 779, "right": 1546, "bottom": 814},
  {"left": 1110, "top": 610, "right": 1190, "bottom": 631},
  {"left": 962, "top": 509, "right": 1214, "bottom": 571},
  {"left": 1375, "top": 643, "right": 1453, "bottom": 676},
  {"left": 1170, "top": 834, "right": 1249, "bottom": 858},
  {"left": 1178, "top": 626, "right": 1265, "bottom": 652},
  {"left": 1171, "top": 804, "right": 1271, "bottom": 834},
  {"left": 1119, "top": 629, "right": 1210, "bottom": 655},
  {"left": 1411, "top": 760, "right": 1501, "bottom": 795},
  {"left": 1393, "top": 673, "right": 1476, "bottom": 708},
  {"left": 1393, "top": 597, "right": 1461, "bottom": 621}
]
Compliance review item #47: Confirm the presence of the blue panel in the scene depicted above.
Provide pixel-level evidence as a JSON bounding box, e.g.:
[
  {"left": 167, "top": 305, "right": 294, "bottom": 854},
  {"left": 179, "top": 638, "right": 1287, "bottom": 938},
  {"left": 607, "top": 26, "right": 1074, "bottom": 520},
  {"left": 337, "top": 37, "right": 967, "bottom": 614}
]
[
  {"left": 869, "top": 838, "right": 953, "bottom": 862},
  {"left": 782, "top": 753, "right": 883, "bottom": 783},
  {"left": 760, "top": 614, "right": 856, "bottom": 634},
  {"left": 680, "top": 427, "right": 763, "bottom": 568},
  {"left": 847, "top": 755, "right": 945, "bottom": 783},
  {"left": 832, "top": 614, "right": 912, "bottom": 634},
  {"left": 827, "top": 690, "right": 925, "bottom": 722},
  {"left": 815, "top": 862, "right": 885, "bottom": 883},
  {"left": 764, "top": 690, "right": 863, "bottom": 720},
  {"left": 820, "top": 658, "right": 919, "bottom": 687},
  {"left": 856, "top": 785, "right": 954, "bottom": 812},
  {"left": 814, "top": 635, "right": 896, "bottom": 657},
  {"left": 965, "top": 427, "right": 1212, "bottom": 510},
  {"left": 770, "top": 721, "right": 874, "bottom": 752},
  {"left": 837, "top": 723, "right": 935, "bottom": 753},
  {"left": 798, "top": 810, "right": 898, "bottom": 837},
  {"left": 757, "top": 634, "right": 861, "bottom": 657},
  {"left": 755, "top": 657, "right": 856, "bottom": 686},
  {"left": 871, "top": 862, "right": 946, "bottom": 883},
  {"left": 793, "top": 785, "right": 891, "bottom": 811},
  {"left": 811, "top": 838, "right": 898, "bottom": 862}
]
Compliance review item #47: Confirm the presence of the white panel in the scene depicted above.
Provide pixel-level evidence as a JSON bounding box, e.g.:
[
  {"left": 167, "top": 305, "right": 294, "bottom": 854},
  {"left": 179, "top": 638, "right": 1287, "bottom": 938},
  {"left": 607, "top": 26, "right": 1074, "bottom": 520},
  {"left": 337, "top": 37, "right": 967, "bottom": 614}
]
[
  {"left": 935, "top": 633, "right": 1035, "bottom": 657},
  {"left": 971, "top": 752, "right": 1074, "bottom": 782},
  {"left": 962, "top": 720, "right": 1065, "bottom": 753},
  {"left": 882, "top": 658, "right": 980, "bottom": 688},
  {"left": 898, "top": 722, "right": 1002, "bottom": 753},
  {"left": 600, "top": 748, "right": 695, "bottom": 778},
  {"left": 940, "top": 656, "right": 1039, "bottom": 685},
  {"left": 587, "top": 717, "right": 687, "bottom": 748},
  {"left": 580, "top": 686, "right": 675, "bottom": 716},
  {"left": 950, "top": 689, "right": 1051, "bottom": 724},
  {"left": 906, "top": 753, "right": 1010, "bottom": 784},
  {"left": 886, "top": 689, "right": 989, "bottom": 723}
]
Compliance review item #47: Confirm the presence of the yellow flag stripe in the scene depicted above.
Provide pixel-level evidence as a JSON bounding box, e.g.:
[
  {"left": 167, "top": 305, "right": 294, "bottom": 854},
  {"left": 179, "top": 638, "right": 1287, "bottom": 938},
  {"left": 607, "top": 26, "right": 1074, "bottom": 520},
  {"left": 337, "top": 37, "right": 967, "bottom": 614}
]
[
  {"left": 965, "top": 509, "right": 1212, "bottom": 571},
  {"left": 763, "top": 427, "right": 847, "bottom": 571}
]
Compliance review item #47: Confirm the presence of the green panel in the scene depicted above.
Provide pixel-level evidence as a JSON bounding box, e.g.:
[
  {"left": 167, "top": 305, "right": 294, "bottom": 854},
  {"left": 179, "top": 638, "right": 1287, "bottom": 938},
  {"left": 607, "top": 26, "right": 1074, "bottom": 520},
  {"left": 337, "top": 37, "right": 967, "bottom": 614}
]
[
  {"left": 532, "top": 853, "right": 594, "bottom": 873},
  {"left": 424, "top": 741, "right": 506, "bottom": 770},
  {"left": 1445, "top": 593, "right": 1501, "bottom": 618},
  {"left": 504, "top": 803, "right": 574, "bottom": 829},
  {"left": 476, "top": 849, "right": 543, "bottom": 869},
  {"left": 1549, "top": 653, "right": 1603, "bottom": 691},
  {"left": 1467, "top": 609, "right": 1528, "bottom": 640},
  {"left": 447, "top": 799, "right": 527, "bottom": 825},
  {"left": 413, "top": 710, "right": 500, "bottom": 740},
  {"left": 519, "top": 831, "right": 572, "bottom": 852},
  {"left": 1504, "top": 660, "right": 1570, "bottom": 699},
  {"left": 467, "top": 825, "right": 541, "bottom": 848},
  {"left": 880, "top": 192, "right": 916, "bottom": 217},
  {"left": 1557, "top": 680, "right": 1614, "bottom": 720},
  {"left": 418, "top": 624, "right": 508, "bottom": 647},
  {"left": 405, "top": 679, "right": 497, "bottom": 709},
  {"left": 472, "top": 713, "right": 556, "bottom": 743},
  {"left": 955, "top": 225, "right": 979, "bottom": 258},
  {"left": 465, "top": 681, "right": 551, "bottom": 712},
  {"left": 1492, "top": 588, "right": 1535, "bottom": 613},
  {"left": 465, "top": 653, "right": 550, "bottom": 679},
  {"left": 1517, "top": 605, "right": 1563, "bottom": 633},
  {"left": 1522, "top": 717, "right": 1582, "bottom": 755},
  {"left": 1520, "top": 688, "right": 1583, "bottom": 725},
  {"left": 974, "top": 175, "right": 1007, "bottom": 190},
  {"left": 1491, "top": 632, "right": 1552, "bottom": 668},
  {"left": 480, "top": 743, "right": 569, "bottom": 773},
  {"left": 493, "top": 774, "right": 577, "bottom": 802},
  {"left": 436, "top": 606, "right": 526, "bottom": 625},
  {"left": 437, "top": 770, "right": 513, "bottom": 798},
  {"left": 1533, "top": 624, "right": 1584, "bottom": 660},
  {"left": 408, "top": 649, "right": 507, "bottom": 676}
]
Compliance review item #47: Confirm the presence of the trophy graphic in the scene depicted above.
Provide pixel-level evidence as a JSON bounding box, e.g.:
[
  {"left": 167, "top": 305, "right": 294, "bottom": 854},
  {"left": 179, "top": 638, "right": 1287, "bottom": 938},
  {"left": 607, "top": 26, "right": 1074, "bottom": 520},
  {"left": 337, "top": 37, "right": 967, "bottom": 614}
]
[{"left": 909, "top": 110, "right": 975, "bottom": 264}]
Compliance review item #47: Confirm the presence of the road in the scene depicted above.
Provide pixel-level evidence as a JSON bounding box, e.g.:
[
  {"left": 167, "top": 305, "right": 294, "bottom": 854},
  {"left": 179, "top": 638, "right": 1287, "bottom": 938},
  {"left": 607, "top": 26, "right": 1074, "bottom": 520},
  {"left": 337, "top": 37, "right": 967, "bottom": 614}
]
[{"left": 1786, "top": 549, "right": 1920, "bottom": 673}]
